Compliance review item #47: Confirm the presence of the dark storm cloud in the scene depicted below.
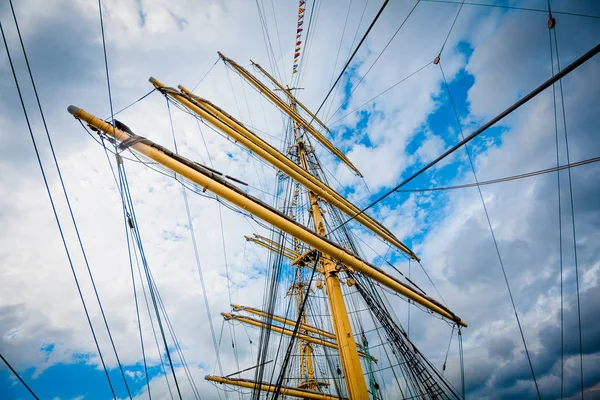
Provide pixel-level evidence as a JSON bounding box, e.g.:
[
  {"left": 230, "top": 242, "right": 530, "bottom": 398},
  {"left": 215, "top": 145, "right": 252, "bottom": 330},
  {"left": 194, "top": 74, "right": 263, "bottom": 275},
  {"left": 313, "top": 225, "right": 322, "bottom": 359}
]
[
  {"left": 467, "top": 287, "right": 600, "bottom": 398},
  {"left": 487, "top": 336, "right": 515, "bottom": 360}
]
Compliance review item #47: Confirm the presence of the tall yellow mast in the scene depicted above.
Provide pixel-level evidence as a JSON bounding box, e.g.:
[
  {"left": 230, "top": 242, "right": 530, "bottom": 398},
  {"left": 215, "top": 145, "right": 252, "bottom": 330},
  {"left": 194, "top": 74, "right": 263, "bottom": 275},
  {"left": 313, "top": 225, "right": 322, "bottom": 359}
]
[
  {"left": 67, "top": 68, "right": 466, "bottom": 398},
  {"left": 66, "top": 104, "right": 465, "bottom": 324},
  {"left": 283, "top": 125, "right": 324, "bottom": 391},
  {"left": 177, "top": 84, "right": 417, "bottom": 259},
  {"left": 218, "top": 52, "right": 363, "bottom": 178},
  {"left": 288, "top": 92, "right": 369, "bottom": 398}
]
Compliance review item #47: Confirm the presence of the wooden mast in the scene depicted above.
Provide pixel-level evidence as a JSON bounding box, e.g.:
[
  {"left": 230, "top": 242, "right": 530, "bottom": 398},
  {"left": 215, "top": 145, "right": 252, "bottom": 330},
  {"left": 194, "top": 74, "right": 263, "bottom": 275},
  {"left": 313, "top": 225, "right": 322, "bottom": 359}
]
[
  {"left": 288, "top": 89, "right": 369, "bottom": 398},
  {"left": 66, "top": 103, "right": 465, "bottom": 323},
  {"left": 67, "top": 67, "right": 467, "bottom": 397}
]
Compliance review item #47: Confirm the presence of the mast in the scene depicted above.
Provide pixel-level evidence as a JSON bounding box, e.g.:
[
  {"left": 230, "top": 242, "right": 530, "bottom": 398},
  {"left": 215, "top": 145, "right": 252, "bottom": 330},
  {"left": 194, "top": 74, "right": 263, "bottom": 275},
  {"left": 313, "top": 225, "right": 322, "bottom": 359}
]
[
  {"left": 284, "top": 129, "right": 325, "bottom": 392},
  {"left": 218, "top": 52, "right": 363, "bottom": 178},
  {"left": 67, "top": 102, "right": 465, "bottom": 323},
  {"left": 287, "top": 272, "right": 322, "bottom": 391},
  {"left": 67, "top": 68, "right": 466, "bottom": 398},
  {"left": 177, "top": 84, "right": 417, "bottom": 259},
  {"left": 288, "top": 89, "right": 369, "bottom": 398}
]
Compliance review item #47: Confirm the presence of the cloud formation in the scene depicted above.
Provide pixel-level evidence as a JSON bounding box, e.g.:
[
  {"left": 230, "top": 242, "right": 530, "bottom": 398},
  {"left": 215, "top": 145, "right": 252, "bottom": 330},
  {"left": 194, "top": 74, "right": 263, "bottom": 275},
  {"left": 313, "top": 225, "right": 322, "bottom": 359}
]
[{"left": 1, "top": 0, "right": 599, "bottom": 399}]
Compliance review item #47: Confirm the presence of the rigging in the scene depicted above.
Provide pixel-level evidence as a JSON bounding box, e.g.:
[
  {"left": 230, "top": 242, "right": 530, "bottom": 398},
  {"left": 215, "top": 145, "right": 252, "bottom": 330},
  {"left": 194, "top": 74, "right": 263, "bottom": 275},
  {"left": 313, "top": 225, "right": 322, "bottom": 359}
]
[
  {"left": 326, "top": 0, "right": 421, "bottom": 124},
  {"left": 311, "top": 0, "right": 391, "bottom": 123},
  {"left": 439, "top": 60, "right": 541, "bottom": 399},
  {"left": 0, "top": 353, "right": 40, "bottom": 400},
  {"left": 551, "top": 17, "right": 585, "bottom": 399},
  {"left": 8, "top": 5, "right": 134, "bottom": 395},
  {"left": 328, "top": 42, "right": 600, "bottom": 236},
  {"left": 0, "top": 14, "right": 118, "bottom": 399},
  {"left": 395, "top": 156, "right": 600, "bottom": 192},
  {"left": 117, "top": 160, "right": 184, "bottom": 399},
  {"left": 421, "top": 0, "right": 600, "bottom": 20}
]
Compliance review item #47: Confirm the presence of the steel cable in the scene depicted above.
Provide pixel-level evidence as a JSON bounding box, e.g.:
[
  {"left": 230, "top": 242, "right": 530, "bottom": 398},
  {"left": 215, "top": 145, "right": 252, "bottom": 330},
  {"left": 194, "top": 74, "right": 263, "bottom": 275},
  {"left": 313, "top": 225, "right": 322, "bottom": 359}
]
[
  {"left": 439, "top": 61, "right": 540, "bottom": 399},
  {"left": 0, "top": 16, "right": 117, "bottom": 399},
  {"left": 328, "top": 42, "right": 600, "bottom": 237}
]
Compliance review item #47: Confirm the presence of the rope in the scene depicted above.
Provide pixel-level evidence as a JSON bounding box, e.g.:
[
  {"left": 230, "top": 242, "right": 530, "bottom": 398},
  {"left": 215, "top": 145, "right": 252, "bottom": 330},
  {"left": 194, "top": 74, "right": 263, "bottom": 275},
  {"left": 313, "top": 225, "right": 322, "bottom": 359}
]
[
  {"left": 322, "top": 0, "right": 354, "bottom": 119},
  {"left": 188, "top": 98, "right": 242, "bottom": 375},
  {"left": 95, "top": 3, "right": 138, "bottom": 393},
  {"left": 325, "top": 0, "right": 421, "bottom": 124},
  {"left": 395, "top": 156, "right": 600, "bottom": 192},
  {"left": 254, "top": 0, "right": 283, "bottom": 83},
  {"left": 110, "top": 89, "right": 156, "bottom": 119},
  {"left": 149, "top": 266, "right": 202, "bottom": 400},
  {"left": 125, "top": 211, "right": 152, "bottom": 399},
  {"left": 165, "top": 99, "right": 228, "bottom": 397},
  {"left": 407, "top": 260, "right": 411, "bottom": 338},
  {"left": 323, "top": 0, "right": 370, "bottom": 122},
  {"left": 272, "top": 254, "right": 320, "bottom": 399},
  {"left": 0, "top": 352, "right": 40, "bottom": 399},
  {"left": 458, "top": 329, "right": 465, "bottom": 399},
  {"left": 310, "top": 0, "right": 391, "bottom": 122},
  {"left": 421, "top": 0, "right": 600, "bottom": 20},
  {"left": 118, "top": 162, "right": 184, "bottom": 399},
  {"left": 131, "top": 231, "right": 175, "bottom": 400},
  {"left": 192, "top": 57, "right": 220, "bottom": 92},
  {"left": 97, "top": 0, "right": 115, "bottom": 124},
  {"left": 267, "top": 0, "right": 285, "bottom": 84},
  {"left": 328, "top": 60, "right": 433, "bottom": 125},
  {"left": 439, "top": 61, "right": 540, "bottom": 399},
  {"left": 0, "top": 15, "right": 117, "bottom": 399},
  {"left": 327, "top": 42, "right": 600, "bottom": 237},
  {"left": 553, "top": 25, "right": 585, "bottom": 399},
  {"left": 442, "top": 326, "right": 455, "bottom": 373},
  {"left": 9, "top": 1, "right": 134, "bottom": 394},
  {"left": 437, "top": 0, "right": 465, "bottom": 58},
  {"left": 547, "top": 13, "right": 564, "bottom": 399},
  {"left": 293, "top": 0, "right": 320, "bottom": 88}
]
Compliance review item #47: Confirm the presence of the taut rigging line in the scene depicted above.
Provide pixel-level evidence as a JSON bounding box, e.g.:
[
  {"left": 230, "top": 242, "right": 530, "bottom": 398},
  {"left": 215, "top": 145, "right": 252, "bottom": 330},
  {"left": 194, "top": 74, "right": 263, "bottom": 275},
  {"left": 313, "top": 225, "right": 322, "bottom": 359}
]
[
  {"left": 1, "top": 10, "right": 120, "bottom": 399},
  {"left": 395, "top": 156, "right": 600, "bottom": 193},
  {"left": 0, "top": 352, "right": 40, "bottom": 399},
  {"left": 310, "top": 0, "right": 391, "bottom": 123},
  {"left": 329, "top": 42, "right": 600, "bottom": 236}
]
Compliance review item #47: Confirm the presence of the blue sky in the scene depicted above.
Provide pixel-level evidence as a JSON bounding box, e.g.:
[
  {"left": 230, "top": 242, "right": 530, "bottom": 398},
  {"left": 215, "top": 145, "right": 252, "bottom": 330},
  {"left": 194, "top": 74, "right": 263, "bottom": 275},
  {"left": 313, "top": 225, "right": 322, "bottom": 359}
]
[{"left": 1, "top": 0, "right": 600, "bottom": 399}]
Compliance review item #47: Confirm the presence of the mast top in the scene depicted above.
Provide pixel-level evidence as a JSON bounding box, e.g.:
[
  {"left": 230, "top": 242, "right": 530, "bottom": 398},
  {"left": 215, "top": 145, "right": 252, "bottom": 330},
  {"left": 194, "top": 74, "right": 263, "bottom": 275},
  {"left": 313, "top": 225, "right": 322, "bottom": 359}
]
[{"left": 218, "top": 51, "right": 364, "bottom": 177}]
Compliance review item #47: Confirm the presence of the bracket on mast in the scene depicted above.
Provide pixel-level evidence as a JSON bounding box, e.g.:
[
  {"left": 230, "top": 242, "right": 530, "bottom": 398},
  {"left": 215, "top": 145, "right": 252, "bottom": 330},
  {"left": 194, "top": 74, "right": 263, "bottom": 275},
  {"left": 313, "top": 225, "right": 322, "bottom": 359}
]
[{"left": 292, "top": 248, "right": 320, "bottom": 268}]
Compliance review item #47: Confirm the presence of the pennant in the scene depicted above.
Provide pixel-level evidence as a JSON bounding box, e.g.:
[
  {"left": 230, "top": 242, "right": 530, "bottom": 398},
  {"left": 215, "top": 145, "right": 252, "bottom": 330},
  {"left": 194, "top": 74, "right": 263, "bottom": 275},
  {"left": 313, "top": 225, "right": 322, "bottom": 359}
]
[{"left": 293, "top": 0, "right": 305, "bottom": 76}]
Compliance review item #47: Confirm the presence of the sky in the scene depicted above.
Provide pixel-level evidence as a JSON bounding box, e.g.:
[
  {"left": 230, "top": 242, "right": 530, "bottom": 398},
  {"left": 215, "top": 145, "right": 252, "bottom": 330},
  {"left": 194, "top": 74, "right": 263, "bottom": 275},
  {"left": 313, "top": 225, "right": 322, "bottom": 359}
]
[{"left": 1, "top": 0, "right": 599, "bottom": 399}]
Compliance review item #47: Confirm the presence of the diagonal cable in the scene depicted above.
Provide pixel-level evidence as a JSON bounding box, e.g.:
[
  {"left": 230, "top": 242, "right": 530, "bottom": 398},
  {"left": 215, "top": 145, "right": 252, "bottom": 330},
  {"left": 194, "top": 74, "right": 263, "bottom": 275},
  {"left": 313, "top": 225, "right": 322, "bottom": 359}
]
[
  {"left": 553, "top": 25, "right": 585, "bottom": 399},
  {"left": 0, "top": 16, "right": 117, "bottom": 399},
  {"left": 166, "top": 99, "right": 228, "bottom": 399},
  {"left": 310, "top": 0, "right": 391, "bottom": 122},
  {"left": 326, "top": 0, "right": 421, "bottom": 123},
  {"left": 8, "top": 1, "right": 133, "bottom": 396},
  {"left": 327, "top": 43, "right": 600, "bottom": 238},
  {"left": 439, "top": 61, "right": 541, "bottom": 399},
  {"left": 547, "top": 12, "right": 565, "bottom": 399},
  {"left": 0, "top": 352, "right": 40, "bottom": 399}
]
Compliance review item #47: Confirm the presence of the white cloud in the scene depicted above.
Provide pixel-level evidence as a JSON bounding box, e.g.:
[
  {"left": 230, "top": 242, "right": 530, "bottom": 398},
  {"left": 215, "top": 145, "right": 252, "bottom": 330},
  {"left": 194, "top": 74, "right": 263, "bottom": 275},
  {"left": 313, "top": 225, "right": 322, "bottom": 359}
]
[{"left": 1, "top": 0, "right": 599, "bottom": 399}]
